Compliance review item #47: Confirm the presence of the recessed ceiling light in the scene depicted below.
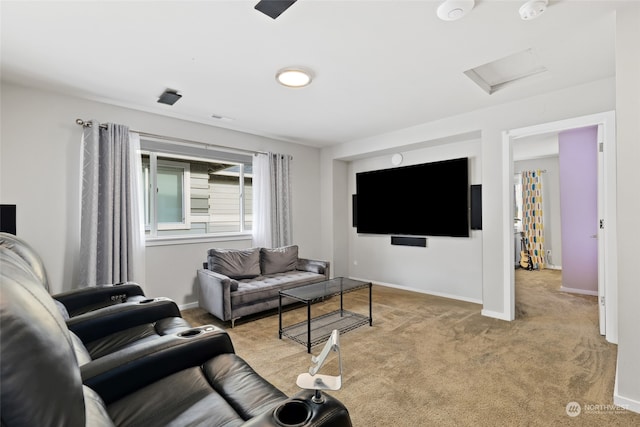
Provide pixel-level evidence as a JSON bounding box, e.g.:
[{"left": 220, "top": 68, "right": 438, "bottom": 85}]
[
  {"left": 437, "top": 0, "right": 475, "bottom": 21},
  {"left": 519, "top": 0, "right": 548, "bottom": 20},
  {"left": 276, "top": 68, "right": 313, "bottom": 88}
]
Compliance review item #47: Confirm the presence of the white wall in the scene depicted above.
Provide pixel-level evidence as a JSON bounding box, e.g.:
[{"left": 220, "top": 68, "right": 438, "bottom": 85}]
[
  {"left": 347, "top": 139, "right": 483, "bottom": 303},
  {"left": 614, "top": 2, "right": 640, "bottom": 412},
  {"left": 0, "top": 82, "right": 324, "bottom": 306},
  {"left": 322, "top": 77, "right": 616, "bottom": 317}
]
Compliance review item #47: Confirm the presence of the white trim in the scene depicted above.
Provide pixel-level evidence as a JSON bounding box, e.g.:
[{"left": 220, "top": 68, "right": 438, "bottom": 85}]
[
  {"left": 502, "top": 130, "right": 516, "bottom": 320},
  {"left": 145, "top": 232, "right": 252, "bottom": 247},
  {"left": 614, "top": 367, "right": 640, "bottom": 414},
  {"left": 502, "top": 111, "right": 618, "bottom": 344},
  {"left": 350, "top": 277, "right": 483, "bottom": 305},
  {"left": 559, "top": 286, "right": 598, "bottom": 297},
  {"left": 481, "top": 309, "right": 512, "bottom": 321},
  {"left": 178, "top": 301, "right": 200, "bottom": 311}
]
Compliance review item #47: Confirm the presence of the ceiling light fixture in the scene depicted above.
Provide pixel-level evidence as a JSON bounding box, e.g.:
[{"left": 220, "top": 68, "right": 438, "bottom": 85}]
[
  {"left": 276, "top": 68, "right": 313, "bottom": 88},
  {"left": 437, "top": 0, "right": 475, "bottom": 21},
  {"left": 519, "top": 0, "right": 548, "bottom": 20}
]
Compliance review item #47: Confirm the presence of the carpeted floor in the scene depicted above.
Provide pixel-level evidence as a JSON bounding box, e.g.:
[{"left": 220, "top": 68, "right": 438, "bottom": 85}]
[{"left": 182, "top": 269, "right": 639, "bottom": 426}]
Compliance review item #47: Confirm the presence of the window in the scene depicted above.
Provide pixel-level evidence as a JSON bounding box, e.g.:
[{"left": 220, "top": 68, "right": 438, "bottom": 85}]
[{"left": 141, "top": 143, "right": 252, "bottom": 239}]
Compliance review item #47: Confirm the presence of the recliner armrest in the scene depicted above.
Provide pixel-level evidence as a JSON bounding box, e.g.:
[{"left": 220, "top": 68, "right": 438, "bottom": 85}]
[
  {"left": 66, "top": 298, "right": 182, "bottom": 343},
  {"left": 241, "top": 389, "right": 352, "bottom": 427},
  {"left": 54, "top": 283, "right": 145, "bottom": 316},
  {"left": 81, "top": 326, "right": 235, "bottom": 404}
]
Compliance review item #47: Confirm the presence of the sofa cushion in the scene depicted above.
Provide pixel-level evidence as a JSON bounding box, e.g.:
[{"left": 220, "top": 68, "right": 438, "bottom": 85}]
[
  {"left": 107, "top": 355, "right": 286, "bottom": 426},
  {"left": 231, "top": 270, "right": 326, "bottom": 307},
  {"left": 207, "top": 248, "right": 260, "bottom": 279},
  {"left": 260, "top": 245, "right": 298, "bottom": 275}
]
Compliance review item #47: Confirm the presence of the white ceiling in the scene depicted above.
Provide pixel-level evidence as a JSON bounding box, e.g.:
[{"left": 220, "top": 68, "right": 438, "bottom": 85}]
[{"left": 0, "top": 1, "right": 622, "bottom": 147}]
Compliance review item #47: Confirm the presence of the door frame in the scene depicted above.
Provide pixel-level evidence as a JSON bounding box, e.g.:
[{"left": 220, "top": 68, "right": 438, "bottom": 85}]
[{"left": 501, "top": 110, "right": 617, "bottom": 343}]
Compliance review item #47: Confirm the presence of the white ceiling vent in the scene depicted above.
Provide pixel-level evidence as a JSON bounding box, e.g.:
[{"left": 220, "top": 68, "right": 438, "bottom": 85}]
[{"left": 464, "top": 48, "right": 549, "bottom": 95}]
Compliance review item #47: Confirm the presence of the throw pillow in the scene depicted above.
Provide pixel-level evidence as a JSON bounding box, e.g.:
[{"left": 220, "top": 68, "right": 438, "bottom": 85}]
[
  {"left": 261, "top": 245, "right": 298, "bottom": 275},
  {"left": 207, "top": 248, "right": 260, "bottom": 279}
]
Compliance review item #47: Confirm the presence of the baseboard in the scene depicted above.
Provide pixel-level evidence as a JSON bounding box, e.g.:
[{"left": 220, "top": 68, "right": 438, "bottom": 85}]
[
  {"left": 481, "top": 309, "right": 512, "bottom": 321},
  {"left": 614, "top": 367, "right": 640, "bottom": 414},
  {"left": 178, "top": 301, "right": 199, "bottom": 311},
  {"left": 350, "top": 276, "right": 482, "bottom": 305},
  {"left": 546, "top": 264, "right": 562, "bottom": 270},
  {"left": 560, "top": 286, "right": 598, "bottom": 296}
]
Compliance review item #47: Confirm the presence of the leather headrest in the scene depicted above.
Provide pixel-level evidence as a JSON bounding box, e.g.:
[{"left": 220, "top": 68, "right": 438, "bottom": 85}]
[
  {"left": 0, "top": 232, "right": 50, "bottom": 291},
  {"left": 0, "top": 247, "right": 85, "bottom": 426}
]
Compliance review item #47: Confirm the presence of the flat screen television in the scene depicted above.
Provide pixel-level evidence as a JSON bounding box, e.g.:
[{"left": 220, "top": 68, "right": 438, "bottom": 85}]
[{"left": 355, "top": 157, "right": 469, "bottom": 237}]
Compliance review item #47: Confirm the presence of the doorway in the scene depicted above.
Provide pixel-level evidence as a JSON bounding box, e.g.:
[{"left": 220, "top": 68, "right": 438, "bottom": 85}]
[{"left": 501, "top": 111, "right": 618, "bottom": 344}]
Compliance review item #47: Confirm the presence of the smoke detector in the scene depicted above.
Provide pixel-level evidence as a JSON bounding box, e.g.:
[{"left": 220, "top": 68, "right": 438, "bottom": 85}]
[
  {"left": 519, "top": 0, "right": 548, "bottom": 20},
  {"left": 437, "top": 0, "right": 475, "bottom": 21}
]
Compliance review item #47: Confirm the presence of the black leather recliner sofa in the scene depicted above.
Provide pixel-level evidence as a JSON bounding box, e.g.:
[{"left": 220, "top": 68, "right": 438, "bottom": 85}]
[
  {"left": 0, "top": 232, "right": 200, "bottom": 363},
  {"left": 0, "top": 231, "right": 152, "bottom": 316},
  {"left": 0, "top": 242, "right": 352, "bottom": 426}
]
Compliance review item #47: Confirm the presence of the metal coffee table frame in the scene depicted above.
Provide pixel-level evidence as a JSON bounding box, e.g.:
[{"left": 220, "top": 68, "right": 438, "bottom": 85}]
[{"left": 278, "top": 277, "right": 372, "bottom": 353}]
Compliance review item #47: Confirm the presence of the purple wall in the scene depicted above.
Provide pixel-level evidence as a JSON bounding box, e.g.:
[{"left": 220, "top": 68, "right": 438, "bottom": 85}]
[{"left": 558, "top": 126, "right": 598, "bottom": 293}]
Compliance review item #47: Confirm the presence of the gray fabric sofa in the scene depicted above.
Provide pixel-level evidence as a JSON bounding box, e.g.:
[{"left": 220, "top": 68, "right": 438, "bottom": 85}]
[{"left": 197, "top": 245, "right": 330, "bottom": 326}]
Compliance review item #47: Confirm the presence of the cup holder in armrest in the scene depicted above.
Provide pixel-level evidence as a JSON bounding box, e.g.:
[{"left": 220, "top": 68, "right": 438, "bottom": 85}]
[
  {"left": 273, "top": 400, "right": 311, "bottom": 427},
  {"left": 177, "top": 328, "right": 204, "bottom": 338},
  {"left": 138, "top": 298, "right": 155, "bottom": 304}
]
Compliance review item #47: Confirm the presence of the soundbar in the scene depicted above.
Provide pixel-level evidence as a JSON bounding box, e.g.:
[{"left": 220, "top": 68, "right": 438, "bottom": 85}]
[{"left": 390, "top": 236, "right": 426, "bottom": 247}]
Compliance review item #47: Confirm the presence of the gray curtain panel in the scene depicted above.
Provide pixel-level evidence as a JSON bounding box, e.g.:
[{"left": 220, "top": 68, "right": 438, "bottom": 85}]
[
  {"left": 79, "top": 121, "right": 143, "bottom": 286},
  {"left": 270, "top": 153, "right": 293, "bottom": 248},
  {"left": 252, "top": 152, "right": 293, "bottom": 248}
]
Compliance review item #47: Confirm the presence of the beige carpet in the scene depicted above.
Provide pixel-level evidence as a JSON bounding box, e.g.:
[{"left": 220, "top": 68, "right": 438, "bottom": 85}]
[{"left": 182, "top": 269, "right": 639, "bottom": 426}]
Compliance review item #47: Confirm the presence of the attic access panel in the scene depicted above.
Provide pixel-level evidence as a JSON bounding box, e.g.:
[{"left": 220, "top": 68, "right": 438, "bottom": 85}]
[{"left": 465, "top": 48, "right": 549, "bottom": 95}]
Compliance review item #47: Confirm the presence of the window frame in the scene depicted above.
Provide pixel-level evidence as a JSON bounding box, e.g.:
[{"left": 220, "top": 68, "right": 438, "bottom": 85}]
[
  {"left": 140, "top": 142, "right": 253, "bottom": 243},
  {"left": 155, "top": 157, "right": 191, "bottom": 231}
]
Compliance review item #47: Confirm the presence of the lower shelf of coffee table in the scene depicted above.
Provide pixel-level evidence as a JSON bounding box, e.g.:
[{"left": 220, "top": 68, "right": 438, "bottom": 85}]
[{"left": 281, "top": 310, "right": 370, "bottom": 349}]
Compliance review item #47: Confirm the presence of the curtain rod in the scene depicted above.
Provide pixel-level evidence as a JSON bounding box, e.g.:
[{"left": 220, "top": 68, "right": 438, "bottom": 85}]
[{"left": 75, "top": 118, "right": 266, "bottom": 156}]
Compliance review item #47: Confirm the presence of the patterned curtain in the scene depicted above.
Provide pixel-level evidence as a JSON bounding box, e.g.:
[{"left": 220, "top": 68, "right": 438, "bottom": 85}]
[
  {"left": 79, "top": 121, "right": 145, "bottom": 286},
  {"left": 252, "top": 152, "right": 293, "bottom": 248},
  {"left": 521, "top": 170, "right": 545, "bottom": 269}
]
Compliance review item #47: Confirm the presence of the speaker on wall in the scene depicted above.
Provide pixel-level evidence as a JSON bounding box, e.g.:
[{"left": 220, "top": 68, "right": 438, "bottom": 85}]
[
  {"left": 352, "top": 194, "right": 357, "bottom": 228},
  {"left": 470, "top": 185, "right": 482, "bottom": 230},
  {"left": 0, "top": 204, "right": 17, "bottom": 235},
  {"left": 391, "top": 236, "right": 427, "bottom": 247}
]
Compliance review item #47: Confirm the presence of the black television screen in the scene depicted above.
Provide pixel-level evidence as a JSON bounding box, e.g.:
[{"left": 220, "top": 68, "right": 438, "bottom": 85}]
[{"left": 356, "top": 157, "right": 469, "bottom": 237}]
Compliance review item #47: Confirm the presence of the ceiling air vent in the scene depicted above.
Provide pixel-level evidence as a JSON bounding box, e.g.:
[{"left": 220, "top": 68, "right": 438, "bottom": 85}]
[
  {"left": 464, "top": 48, "right": 549, "bottom": 95},
  {"left": 157, "top": 89, "right": 182, "bottom": 105}
]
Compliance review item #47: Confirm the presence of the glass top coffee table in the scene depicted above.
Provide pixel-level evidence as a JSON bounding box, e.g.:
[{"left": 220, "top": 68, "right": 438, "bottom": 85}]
[{"left": 278, "top": 277, "right": 372, "bottom": 353}]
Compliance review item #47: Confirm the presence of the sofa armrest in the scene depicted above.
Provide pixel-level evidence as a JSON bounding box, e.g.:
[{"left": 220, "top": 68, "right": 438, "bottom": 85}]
[
  {"left": 66, "top": 298, "right": 182, "bottom": 343},
  {"left": 53, "top": 283, "right": 145, "bottom": 316},
  {"left": 197, "top": 268, "right": 234, "bottom": 321},
  {"left": 81, "top": 326, "right": 235, "bottom": 404},
  {"left": 297, "top": 258, "right": 330, "bottom": 280}
]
